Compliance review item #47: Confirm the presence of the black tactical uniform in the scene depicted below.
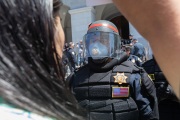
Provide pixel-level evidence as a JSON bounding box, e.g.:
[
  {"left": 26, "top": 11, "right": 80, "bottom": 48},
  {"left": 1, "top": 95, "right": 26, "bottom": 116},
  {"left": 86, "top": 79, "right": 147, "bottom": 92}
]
[
  {"left": 70, "top": 56, "right": 159, "bottom": 120},
  {"left": 125, "top": 45, "right": 143, "bottom": 67},
  {"left": 142, "top": 57, "right": 177, "bottom": 102},
  {"left": 142, "top": 57, "right": 180, "bottom": 120},
  {"left": 131, "top": 41, "right": 145, "bottom": 61},
  {"left": 68, "top": 47, "right": 77, "bottom": 72},
  {"left": 69, "top": 20, "right": 159, "bottom": 120}
]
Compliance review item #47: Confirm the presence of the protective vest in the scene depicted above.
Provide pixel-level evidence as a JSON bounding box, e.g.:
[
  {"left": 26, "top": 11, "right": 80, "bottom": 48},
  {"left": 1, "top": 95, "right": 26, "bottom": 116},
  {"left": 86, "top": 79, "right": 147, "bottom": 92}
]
[
  {"left": 72, "top": 61, "right": 140, "bottom": 120},
  {"left": 142, "top": 58, "right": 165, "bottom": 85}
]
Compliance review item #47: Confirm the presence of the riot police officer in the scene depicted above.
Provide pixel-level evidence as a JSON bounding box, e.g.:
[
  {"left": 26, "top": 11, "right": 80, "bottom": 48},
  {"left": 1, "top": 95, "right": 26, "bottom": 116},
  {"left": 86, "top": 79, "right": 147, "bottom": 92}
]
[
  {"left": 68, "top": 42, "right": 77, "bottom": 72},
  {"left": 125, "top": 45, "right": 143, "bottom": 67},
  {"left": 69, "top": 20, "right": 159, "bottom": 120},
  {"left": 142, "top": 56, "right": 180, "bottom": 120},
  {"left": 131, "top": 39, "right": 146, "bottom": 61},
  {"left": 142, "top": 57, "right": 178, "bottom": 102}
]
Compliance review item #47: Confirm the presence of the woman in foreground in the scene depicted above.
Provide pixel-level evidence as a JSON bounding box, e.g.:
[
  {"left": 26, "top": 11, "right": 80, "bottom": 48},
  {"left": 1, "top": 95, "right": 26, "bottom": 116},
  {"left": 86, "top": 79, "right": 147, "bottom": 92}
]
[{"left": 0, "top": 0, "right": 86, "bottom": 120}]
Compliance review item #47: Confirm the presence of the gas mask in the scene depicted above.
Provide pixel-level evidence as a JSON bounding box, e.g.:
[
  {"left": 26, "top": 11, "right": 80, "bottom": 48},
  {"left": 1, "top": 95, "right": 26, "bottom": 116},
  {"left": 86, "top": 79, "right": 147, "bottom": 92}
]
[{"left": 89, "top": 41, "right": 108, "bottom": 60}]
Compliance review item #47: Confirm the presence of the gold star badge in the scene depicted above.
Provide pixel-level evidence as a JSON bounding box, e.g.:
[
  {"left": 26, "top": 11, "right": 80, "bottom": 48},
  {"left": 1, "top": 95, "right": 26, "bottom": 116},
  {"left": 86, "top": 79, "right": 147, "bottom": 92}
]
[{"left": 113, "top": 73, "right": 127, "bottom": 84}]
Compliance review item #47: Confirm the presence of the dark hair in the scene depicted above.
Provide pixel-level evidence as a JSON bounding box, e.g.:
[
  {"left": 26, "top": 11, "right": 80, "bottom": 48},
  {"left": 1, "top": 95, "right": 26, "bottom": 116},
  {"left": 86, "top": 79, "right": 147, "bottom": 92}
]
[
  {"left": 0, "top": 0, "right": 85, "bottom": 120},
  {"left": 125, "top": 46, "right": 131, "bottom": 51}
]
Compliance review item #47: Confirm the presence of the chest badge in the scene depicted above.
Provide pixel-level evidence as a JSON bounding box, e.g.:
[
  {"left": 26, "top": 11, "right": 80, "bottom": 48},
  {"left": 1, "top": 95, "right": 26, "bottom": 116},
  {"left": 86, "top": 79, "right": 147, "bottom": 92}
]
[{"left": 113, "top": 73, "right": 127, "bottom": 84}]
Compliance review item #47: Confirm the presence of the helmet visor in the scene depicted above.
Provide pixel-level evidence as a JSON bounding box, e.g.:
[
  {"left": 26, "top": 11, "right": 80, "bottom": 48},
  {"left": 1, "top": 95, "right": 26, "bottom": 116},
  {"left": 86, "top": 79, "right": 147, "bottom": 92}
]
[{"left": 83, "top": 31, "right": 121, "bottom": 59}]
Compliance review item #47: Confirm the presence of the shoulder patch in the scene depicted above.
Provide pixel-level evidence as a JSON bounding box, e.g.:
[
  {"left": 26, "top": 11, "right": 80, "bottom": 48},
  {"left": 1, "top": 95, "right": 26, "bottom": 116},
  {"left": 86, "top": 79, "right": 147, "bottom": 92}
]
[{"left": 148, "top": 74, "right": 155, "bottom": 81}]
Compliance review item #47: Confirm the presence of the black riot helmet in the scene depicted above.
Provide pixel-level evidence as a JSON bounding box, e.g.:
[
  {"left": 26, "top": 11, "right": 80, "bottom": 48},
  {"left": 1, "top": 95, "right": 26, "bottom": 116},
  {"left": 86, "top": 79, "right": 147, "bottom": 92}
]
[{"left": 83, "top": 20, "right": 122, "bottom": 60}]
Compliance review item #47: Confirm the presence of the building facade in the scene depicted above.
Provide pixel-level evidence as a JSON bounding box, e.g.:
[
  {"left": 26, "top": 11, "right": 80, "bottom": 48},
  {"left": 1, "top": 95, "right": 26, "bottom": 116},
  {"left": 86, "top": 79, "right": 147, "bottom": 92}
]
[{"left": 60, "top": 0, "right": 153, "bottom": 59}]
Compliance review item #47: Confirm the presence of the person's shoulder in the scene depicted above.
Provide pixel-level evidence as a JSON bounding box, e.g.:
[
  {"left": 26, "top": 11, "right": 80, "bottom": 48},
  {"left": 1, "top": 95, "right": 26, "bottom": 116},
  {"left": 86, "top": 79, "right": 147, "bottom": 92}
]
[
  {"left": 121, "top": 60, "right": 134, "bottom": 66},
  {"left": 129, "top": 55, "right": 142, "bottom": 63},
  {"left": 68, "top": 48, "right": 75, "bottom": 54},
  {"left": 75, "top": 64, "right": 89, "bottom": 74},
  {"left": 142, "top": 58, "right": 156, "bottom": 67},
  {"left": 129, "top": 54, "right": 138, "bottom": 58},
  {"left": 132, "top": 55, "right": 142, "bottom": 60},
  {"left": 67, "top": 48, "right": 72, "bottom": 52},
  {"left": 133, "top": 43, "right": 139, "bottom": 47},
  {"left": 118, "top": 60, "right": 142, "bottom": 72},
  {"left": 72, "top": 65, "right": 90, "bottom": 82}
]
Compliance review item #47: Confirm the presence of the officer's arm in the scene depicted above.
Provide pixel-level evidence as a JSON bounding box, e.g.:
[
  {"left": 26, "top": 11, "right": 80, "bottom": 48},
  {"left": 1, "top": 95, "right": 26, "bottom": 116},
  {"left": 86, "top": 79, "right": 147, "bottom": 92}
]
[
  {"left": 140, "top": 72, "right": 159, "bottom": 120},
  {"left": 130, "top": 74, "right": 159, "bottom": 120},
  {"left": 112, "top": 0, "right": 180, "bottom": 98}
]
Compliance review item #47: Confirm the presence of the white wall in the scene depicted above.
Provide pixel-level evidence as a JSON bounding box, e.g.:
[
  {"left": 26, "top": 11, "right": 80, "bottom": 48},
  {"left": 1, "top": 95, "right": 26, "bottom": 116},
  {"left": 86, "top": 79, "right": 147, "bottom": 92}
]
[
  {"left": 69, "top": 7, "right": 96, "bottom": 44},
  {"left": 62, "top": 0, "right": 86, "bottom": 9},
  {"left": 86, "top": 0, "right": 112, "bottom": 6}
]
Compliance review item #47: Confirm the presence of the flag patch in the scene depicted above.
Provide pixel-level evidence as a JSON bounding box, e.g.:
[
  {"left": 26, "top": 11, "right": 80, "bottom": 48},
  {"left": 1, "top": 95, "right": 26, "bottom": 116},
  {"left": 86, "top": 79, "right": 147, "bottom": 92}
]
[{"left": 112, "top": 87, "right": 129, "bottom": 98}]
